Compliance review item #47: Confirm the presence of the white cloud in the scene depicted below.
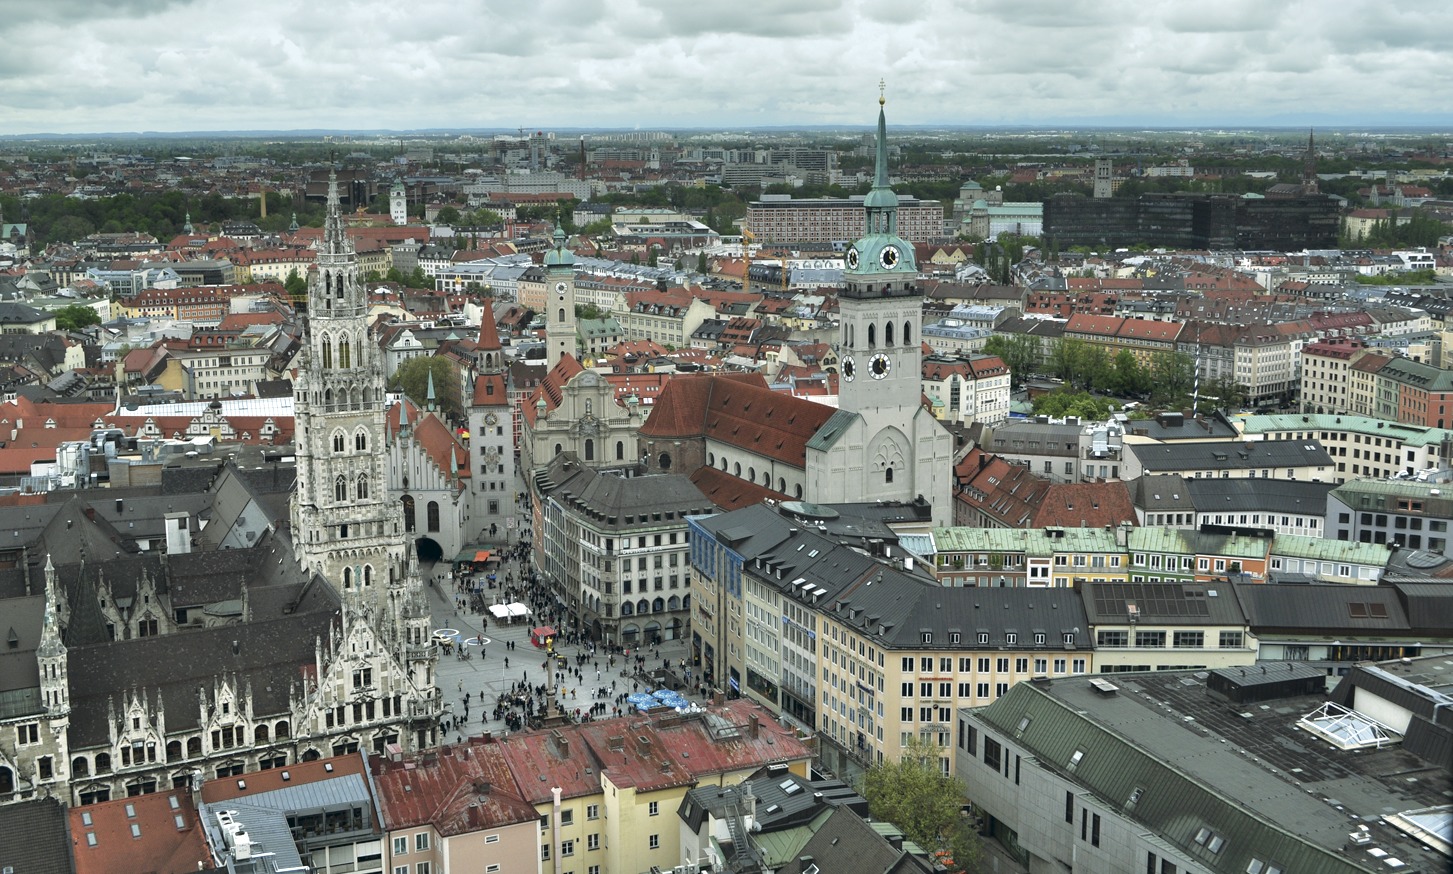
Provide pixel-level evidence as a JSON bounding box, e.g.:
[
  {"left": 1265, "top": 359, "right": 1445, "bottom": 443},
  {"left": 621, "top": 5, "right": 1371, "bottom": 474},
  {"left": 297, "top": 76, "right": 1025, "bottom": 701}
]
[{"left": 0, "top": 0, "right": 1449, "bottom": 133}]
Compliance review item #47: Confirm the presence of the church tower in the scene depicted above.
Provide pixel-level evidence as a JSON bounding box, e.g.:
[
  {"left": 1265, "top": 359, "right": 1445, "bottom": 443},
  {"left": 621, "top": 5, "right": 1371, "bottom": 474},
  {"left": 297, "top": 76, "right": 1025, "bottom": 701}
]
[
  {"left": 825, "top": 88, "right": 952, "bottom": 521},
  {"left": 544, "top": 226, "right": 577, "bottom": 369},
  {"left": 468, "top": 302, "right": 515, "bottom": 542},
  {"left": 291, "top": 169, "right": 410, "bottom": 604},
  {"left": 390, "top": 181, "right": 408, "bottom": 226}
]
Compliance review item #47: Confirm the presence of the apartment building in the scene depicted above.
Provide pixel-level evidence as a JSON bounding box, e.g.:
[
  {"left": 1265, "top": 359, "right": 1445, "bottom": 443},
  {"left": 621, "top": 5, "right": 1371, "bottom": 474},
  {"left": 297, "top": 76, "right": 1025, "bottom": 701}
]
[
  {"left": 1326, "top": 479, "right": 1453, "bottom": 557},
  {"left": 1240, "top": 413, "right": 1453, "bottom": 480},
  {"left": 747, "top": 193, "right": 944, "bottom": 244},
  {"left": 920, "top": 354, "right": 1011, "bottom": 426}
]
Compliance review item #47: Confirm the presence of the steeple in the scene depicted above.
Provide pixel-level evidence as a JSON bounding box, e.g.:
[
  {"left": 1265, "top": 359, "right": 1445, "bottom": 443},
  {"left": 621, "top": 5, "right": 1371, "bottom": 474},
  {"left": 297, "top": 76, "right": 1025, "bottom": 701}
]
[
  {"left": 183, "top": 212, "right": 194, "bottom": 235},
  {"left": 1301, "top": 129, "right": 1319, "bottom": 195},
  {"left": 544, "top": 224, "right": 577, "bottom": 369},
  {"left": 38, "top": 554, "right": 68, "bottom": 713},
  {"left": 425, "top": 368, "right": 437, "bottom": 413},
  {"left": 289, "top": 212, "right": 300, "bottom": 233}
]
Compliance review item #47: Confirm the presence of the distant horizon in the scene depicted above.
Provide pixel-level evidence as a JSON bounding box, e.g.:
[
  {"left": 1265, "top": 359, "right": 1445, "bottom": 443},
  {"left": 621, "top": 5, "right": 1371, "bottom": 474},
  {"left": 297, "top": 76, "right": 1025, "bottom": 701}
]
[{"left": 3, "top": 120, "right": 1452, "bottom": 142}]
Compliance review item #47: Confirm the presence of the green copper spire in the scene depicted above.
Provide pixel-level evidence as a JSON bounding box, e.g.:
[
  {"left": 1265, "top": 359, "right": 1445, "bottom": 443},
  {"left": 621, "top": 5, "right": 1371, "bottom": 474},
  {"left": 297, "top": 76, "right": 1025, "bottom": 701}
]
[
  {"left": 863, "top": 82, "right": 898, "bottom": 215},
  {"left": 425, "top": 368, "right": 437, "bottom": 412}
]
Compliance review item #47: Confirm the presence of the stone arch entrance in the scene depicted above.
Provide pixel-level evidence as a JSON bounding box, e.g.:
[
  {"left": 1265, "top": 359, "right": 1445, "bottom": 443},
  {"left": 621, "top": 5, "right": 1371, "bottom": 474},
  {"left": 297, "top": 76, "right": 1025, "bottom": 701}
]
[{"left": 415, "top": 536, "right": 443, "bottom": 563}]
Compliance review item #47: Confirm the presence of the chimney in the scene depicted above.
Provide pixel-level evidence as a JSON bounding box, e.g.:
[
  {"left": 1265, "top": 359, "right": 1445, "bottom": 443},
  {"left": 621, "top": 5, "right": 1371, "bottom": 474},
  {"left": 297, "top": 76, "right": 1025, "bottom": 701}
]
[
  {"left": 636, "top": 735, "right": 651, "bottom": 757},
  {"left": 748, "top": 713, "right": 760, "bottom": 739}
]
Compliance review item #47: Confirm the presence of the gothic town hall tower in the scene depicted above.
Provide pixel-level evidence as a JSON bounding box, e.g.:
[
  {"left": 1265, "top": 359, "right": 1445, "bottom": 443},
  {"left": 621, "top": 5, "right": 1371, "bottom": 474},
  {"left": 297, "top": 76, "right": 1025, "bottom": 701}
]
[{"left": 291, "top": 171, "right": 413, "bottom": 604}]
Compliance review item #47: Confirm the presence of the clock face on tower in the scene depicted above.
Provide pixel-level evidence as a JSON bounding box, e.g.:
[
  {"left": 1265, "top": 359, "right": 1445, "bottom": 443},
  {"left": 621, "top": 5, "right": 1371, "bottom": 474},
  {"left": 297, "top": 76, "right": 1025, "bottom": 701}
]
[
  {"left": 869, "top": 352, "right": 891, "bottom": 379},
  {"left": 484, "top": 412, "right": 498, "bottom": 426},
  {"left": 880, "top": 245, "right": 900, "bottom": 269},
  {"left": 555, "top": 281, "right": 568, "bottom": 297},
  {"left": 841, "top": 356, "right": 855, "bottom": 382},
  {"left": 845, "top": 248, "right": 859, "bottom": 270}
]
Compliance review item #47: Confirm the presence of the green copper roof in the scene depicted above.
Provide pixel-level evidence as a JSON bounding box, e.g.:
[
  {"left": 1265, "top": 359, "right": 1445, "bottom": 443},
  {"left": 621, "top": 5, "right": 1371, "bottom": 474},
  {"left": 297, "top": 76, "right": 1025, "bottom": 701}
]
[{"left": 544, "top": 226, "right": 574, "bottom": 269}]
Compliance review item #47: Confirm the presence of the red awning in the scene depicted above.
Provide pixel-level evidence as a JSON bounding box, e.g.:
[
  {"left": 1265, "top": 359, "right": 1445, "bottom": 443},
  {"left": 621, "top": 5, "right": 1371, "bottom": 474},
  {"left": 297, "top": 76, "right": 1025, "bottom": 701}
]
[{"left": 474, "top": 550, "right": 492, "bottom": 563}]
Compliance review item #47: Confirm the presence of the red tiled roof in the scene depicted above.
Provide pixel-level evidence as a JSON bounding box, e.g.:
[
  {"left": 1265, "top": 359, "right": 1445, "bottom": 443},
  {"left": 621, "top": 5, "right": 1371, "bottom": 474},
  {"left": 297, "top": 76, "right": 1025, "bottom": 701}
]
[
  {"left": 1034, "top": 481, "right": 1137, "bottom": 528},
  {"left": 70, "top": 788, "right": 208, "bottom": 874},
  {"left": 373, "top": 739, "right": 540, "bottom": 834},
  {"left": 689, "top": 465, "right": 787, "bottom": 511}
]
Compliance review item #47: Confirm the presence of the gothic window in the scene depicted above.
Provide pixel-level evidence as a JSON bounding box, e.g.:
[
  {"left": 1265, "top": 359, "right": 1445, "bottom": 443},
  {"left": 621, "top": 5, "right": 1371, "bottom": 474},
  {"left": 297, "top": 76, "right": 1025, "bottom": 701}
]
[
  {"left": 187, "top": 737, "right": 201, "bottom": 757},
  {"left": 402, "top": 495, "right": 416, "bottom": 532},
  {"left": 355, "top": 430, "right": 367, "bottom": 451},
  {"left": 356, "top": 474, "right": 369, "bottom": 500},
  {"left": 558, "top": 308, "right": 566, "bottom": 323},
  {"left": 886, "top": 468, "right": 894, "bottom": 483},
  {"left": 584, "top": 439, "right": 595, "bottom": 461},
  {"left": 255, "top": 725, "right": 269, "bottom": 744},
  {"left": 321, "top": 339, "right": 333, "bottom": 369},
  {"left": 554, "top": 443, "right": 563, "bottom": 457},
  {"left": 616, "top": 441, "right": 624, "bottom": 461},
  {"left": 335, "top": 475, "right": 348, "bottom": 502},
  {"left": 885, "top": 321, "right": 895, "bottom": 346},
  {"left": 343, "top": 567, "right": 353, "bottom": 589},
  {"left": 333, "top": 432, "right": 345, "bottom": 453},
  {"left": 339, "top": 337, "right": 351, "bottom": 369},
  {"left": 903, "top": 320, "right": 912, "bottom": 345},
  {"left": 363, "top": 566, "right": 372, "bottom": 587},
  {"left": 72, "top": 756, "right": 89, "bottom": 777},
  {"left": 868, "top": 323, "right": 876, "bottom": 347},
  {"left": 427, "top": 501, "right": 440, "bottom": 532},
  {"left": 324, "top": 388, "right": 333, "bottom": 406},
  {"left": 0, "top": 767, "right": 11, "bottom": 794},
  {"left": 275, "top": 720, "right": 290, "bottom": 740}
]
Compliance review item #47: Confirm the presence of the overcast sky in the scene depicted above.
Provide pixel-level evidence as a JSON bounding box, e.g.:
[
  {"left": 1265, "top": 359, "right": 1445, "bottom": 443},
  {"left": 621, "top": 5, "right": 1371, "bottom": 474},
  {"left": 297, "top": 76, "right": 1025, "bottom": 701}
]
[{"left": 3, "top": 0, "right": 1450, "bottom": 135}]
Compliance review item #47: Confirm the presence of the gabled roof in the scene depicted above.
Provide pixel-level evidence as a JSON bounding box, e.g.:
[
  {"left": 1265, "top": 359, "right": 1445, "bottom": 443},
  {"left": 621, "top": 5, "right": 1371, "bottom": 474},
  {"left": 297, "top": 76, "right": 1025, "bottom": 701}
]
[{"left": 70, "top": 789, "right": 208, "bottom": 874}]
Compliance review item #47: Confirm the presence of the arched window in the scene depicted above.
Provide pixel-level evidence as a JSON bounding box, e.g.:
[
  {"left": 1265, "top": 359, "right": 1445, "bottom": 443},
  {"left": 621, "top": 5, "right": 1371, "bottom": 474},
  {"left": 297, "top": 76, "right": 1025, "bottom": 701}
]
[
  {"left": 363, "top": 566, "right": 373, "bottom": 587},
  {"left": 321, "top": 340, "right": 332, "bottom": 369},
  {"left": 402, "top": 495, "right": 416, "bottom": 532},
  {"left": 584, "top": 439, "right": 595, "bottom": 461},
  {"left": 885, "top": 320, "right": 895, "bottom": 346},
  {"left": 335, "top": 274, "right": 344, "bottom": 298},
  {"left": 720, "top": 456, "right": 728, "bottom": 470},
  {"left": 794, "top": 483, "right": 803, "bottom": 498},
  {"left": 186, "top": 737, "right": 201, "bottom": 757},
  {"left": 356, "top": 474, "right": 369, "bottom": 500},
  {"left": 255, "top": 725, "right": 269, "bottom": 744},
  {"left": 427, "top": 501, "right": 440, "bottom": 532},
  {"left": 778, "top": 477, "right": 786, "bottom": 492},
  {"left": 71, "top": 757, "right": 89, "bottom": 778},
  {"left": 903, "top": 320, "right": 912, "bottom": 346},
  {"left": 659, "top": 452, "right": 672, "bottom": 470},
  {"left": 0, "top": 767, "right": 12, "bottom": 794},
  {"left": 708, "top": 452, "right": 715, "bottom": 466},
  {"left": 652, "top": 597, "right": 664, "bottom": 613},
  {"left": 166, "top": 740, "right": 181, "bottom": 760},
  {"left": 554, "top": 443, "right": 563, "bottom": 458},
  {"left": 343, "top": 567, "right": 352, "bottom": 589},
  {"left": 637, "top": 599, "right": 649, "bottom": 615},
  {"left": 355, "top": 430, "right": 367, "bottom": 451},
  {"left": 334, "top": 475, "right": 347, "bottom": 502},
  {"left": 332, "top": 432, "right": 345, "bottom": 453},
  {"left": 558, "top": 308, "right": 566, "bottom": 323},
  {"left": 324, "top": 388, "right": 333, "bottom": 406},
  {"left": 668, "top": 595, "right": 680, "bottom": 611},
  {"left": 616, "top": 441, "right": 624, "bottom": 461},
  {"left": 748, "top": 466, "right": 755, "bottom": 482},
  {"left": 867, "top": 323, "right": 876, "bottom": 347},
  {"left": 338, "top": 337, "right": 351, "bottom": 369},
  {"left": 682, "top": 594, "right": 690, "bottom": 610},
  {"left": 734, "top": 462, "right": 742, "bottom": 477},
  {"left": 301, "top": 749, "right": 321, "bottom": 762},
  {"left": 621, "top": 602, "right": 633, "bottom": 616},
  {"left": 885, "top": 467, "right": 894, "bottom": 483},
  {"left": 275, "top": 720, "right": 291, "bottom": 740},
  {"left": 95, "top": 753, "right": 111, "bottom": 774}
]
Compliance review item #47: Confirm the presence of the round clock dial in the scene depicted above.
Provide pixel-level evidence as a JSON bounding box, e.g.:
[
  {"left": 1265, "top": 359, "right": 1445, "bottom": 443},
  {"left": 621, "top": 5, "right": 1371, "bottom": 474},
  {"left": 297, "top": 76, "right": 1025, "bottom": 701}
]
[
  {"left": 555, "top": 281, "right": 568, "bottom": 297},
  {"left": 845, "top": 248, "right": 860, "bottom": 270},
  {"left": 869, "top": 353, "right": 891, "bottom": 379},
  {"left": 484, "top": 412, "right": 498, "bottom": 426},
  {"left": 841, "top": 357, "right": 856, "bottom": 382},
  {"left": 880, "top": 245, "right": 900, "bottom": 269}
]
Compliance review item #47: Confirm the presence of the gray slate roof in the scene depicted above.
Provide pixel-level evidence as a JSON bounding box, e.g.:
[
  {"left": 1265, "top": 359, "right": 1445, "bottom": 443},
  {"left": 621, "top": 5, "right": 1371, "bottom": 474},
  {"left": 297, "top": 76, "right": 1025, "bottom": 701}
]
[{"left": 1131, "top": 439, "right": 1333, "bottom": 472}]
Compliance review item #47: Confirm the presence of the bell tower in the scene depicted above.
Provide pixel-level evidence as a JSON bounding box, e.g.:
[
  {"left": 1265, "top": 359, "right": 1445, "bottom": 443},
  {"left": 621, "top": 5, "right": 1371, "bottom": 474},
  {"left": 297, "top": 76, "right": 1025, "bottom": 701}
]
[
  {"left": 544, "top": 225, "right": 577, "bottom": 369},
  {"left": 836, "top": 86, "right": 924, "bottom": 419},
  {"left": 291, "top": 169, "right": 408, "bottom": 606}
]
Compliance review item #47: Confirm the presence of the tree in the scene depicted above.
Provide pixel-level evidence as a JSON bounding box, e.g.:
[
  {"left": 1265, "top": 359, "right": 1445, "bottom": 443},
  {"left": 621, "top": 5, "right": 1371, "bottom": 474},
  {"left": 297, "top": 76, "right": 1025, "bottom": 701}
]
[
  {"left": 696, "top": 252, "right": 709, "bottom": 275},
  {"left": 1111, "top": 349, "right": 1150, "bottom": 397},
  {"left": 435, "top": 206, "right": 461, "bottom": 226},
  {"left": 389, "top": 356, "right": 462, "bottom": 420},
  {"left": 52, "top": 303, "right": 102, "bottom": 332},
  {"left": 1148, "top": 350, "right": 1197, "bottom": 407},
  {"left": 982, "top": 333, "right": 1038, "bottom": 388},
  {"left": 284, "top": 269, "right": 308, "bottom": 299},
  {"left": 1033, "top": 389, "right": 1113, "bottom": 420},
  {"left": 860, "top": 737, "right": 983, "bottom": 874},
  {"left": 406, "top": 266, "right": 430, "bottom": 289},
  {"left": 1201, "top": 375, "right": 1247, "bottom": 412}
]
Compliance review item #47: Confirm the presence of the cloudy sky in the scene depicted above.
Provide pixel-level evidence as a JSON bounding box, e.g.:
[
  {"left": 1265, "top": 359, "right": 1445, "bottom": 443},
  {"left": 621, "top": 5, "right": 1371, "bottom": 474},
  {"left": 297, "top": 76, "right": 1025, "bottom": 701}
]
[{"left": 3, "top": 0, "right": 1450, "bottom": 134}]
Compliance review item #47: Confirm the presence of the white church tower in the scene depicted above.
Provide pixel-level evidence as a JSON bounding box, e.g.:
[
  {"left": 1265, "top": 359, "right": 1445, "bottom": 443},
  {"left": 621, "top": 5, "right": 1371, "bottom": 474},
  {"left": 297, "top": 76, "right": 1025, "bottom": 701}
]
[
  {"left": 812, "top": 89, "right": 953, "bottom": 523},
  {"left": 544, "top": 225, "right": 577, "bottom": 369},
  {"left": 390, "top": 180, "right": 408, "bottom": 226}
]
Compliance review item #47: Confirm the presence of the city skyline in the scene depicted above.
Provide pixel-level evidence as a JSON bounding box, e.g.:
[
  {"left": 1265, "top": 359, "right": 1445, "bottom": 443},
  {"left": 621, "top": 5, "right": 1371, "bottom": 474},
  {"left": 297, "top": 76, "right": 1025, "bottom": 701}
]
[{"left": 3, "top": 0, "right": 1452, "bottom": 135}]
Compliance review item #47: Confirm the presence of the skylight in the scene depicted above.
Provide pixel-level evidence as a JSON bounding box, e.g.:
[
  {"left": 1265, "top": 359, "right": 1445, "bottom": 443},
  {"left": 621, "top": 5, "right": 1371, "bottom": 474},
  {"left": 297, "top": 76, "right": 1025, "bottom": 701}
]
[{"left": 1297, "top": 701, "right": 1399, "bottom": 750}]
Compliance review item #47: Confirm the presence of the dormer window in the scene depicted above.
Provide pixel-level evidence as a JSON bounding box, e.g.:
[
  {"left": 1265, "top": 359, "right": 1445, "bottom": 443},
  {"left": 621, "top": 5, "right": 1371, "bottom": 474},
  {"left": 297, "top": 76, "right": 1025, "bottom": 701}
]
[
  {"left": 977, "top": 632, "right": 989, "bottom": 645},
  {"left": 1005, "top": 633, "right": 1017, "bottom": 645},
  {"left": 921, "top": 632, "right": 932, "bottom": 644}
]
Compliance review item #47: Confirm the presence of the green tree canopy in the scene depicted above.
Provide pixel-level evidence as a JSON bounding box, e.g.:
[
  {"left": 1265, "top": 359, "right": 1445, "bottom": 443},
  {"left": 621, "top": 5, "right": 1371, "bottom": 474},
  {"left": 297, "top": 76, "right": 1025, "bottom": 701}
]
[
  {"left": 1032, "top": 389, "right": 1114, "bottom": 420},
  {"left": 981, "top": 333, "right": 1038, "bottom": 388},
  {"left": 388, "top": 356, "right": 462, "bottom": 421},
  {"left": 283, "top": 269, "right": 308, "bottom": 299},
  {"left": 1148, "top": 350, "right": 1197, "bottom": 408},
  {"left": 435, "top": 206, "right": 461, "bottom": 226},
  {"left": 860, "top": 737, "right": 983, "bottom": 873},
  {"left": 52, "top": 303, "right": 102, "bottom": 332}
]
